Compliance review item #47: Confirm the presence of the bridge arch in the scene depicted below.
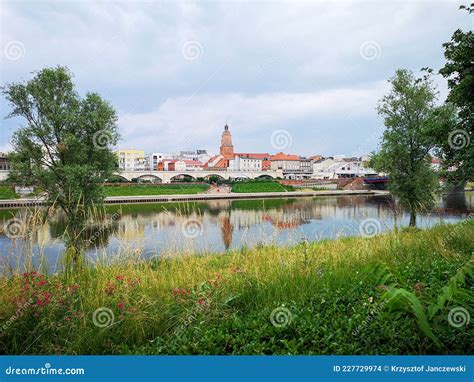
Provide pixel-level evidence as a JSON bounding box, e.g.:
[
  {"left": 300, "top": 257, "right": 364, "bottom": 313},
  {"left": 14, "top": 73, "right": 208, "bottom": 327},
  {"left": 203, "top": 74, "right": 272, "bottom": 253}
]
[
  {"left": 134, "top": 174, "right": 163, "bottom": 183},
  {"left": 170, "top": 174, "right": 197, "bottom": 182},
  {"left": 204, "top": 173, "right": 227, "bottom": 180},
  {"left": 255, "top": 174, "right": 275, "bottom": 180}
]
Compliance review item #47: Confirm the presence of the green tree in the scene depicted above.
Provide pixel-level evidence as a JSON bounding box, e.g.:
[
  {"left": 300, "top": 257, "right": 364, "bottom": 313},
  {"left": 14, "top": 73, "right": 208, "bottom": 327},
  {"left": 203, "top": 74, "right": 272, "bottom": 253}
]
[
  {"left": 370, "top": 69, "right": 447, "bottom": 227},
  {"left": 436, "top": 4, "right": 474, "bottom": 187},
  {"left": 2, "top": 66, "right": 119, "bottom": 230}
]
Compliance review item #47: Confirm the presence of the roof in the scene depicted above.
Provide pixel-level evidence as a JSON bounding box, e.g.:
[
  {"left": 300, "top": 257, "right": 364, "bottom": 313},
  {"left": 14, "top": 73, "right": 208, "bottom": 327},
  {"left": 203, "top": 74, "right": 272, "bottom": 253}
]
[
  {"left": 183, "top": 160, "right": 203, "bottom": 165},
  {"left": 271, "top": 152, "right": 300, "bottom": 161},
  {"left": 235, "top": 153, "right": 270, "bottom": 159}
]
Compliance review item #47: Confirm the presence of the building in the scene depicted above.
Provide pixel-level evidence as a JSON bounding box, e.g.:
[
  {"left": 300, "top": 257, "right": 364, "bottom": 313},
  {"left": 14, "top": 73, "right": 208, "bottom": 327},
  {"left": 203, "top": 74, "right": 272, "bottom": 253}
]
[
  {"left": 115, "top": 149, "right": 146, "bottom": 171},
  {"left": 312, "top": 157, "right": 377, "bottom": 179},
  {"left": 299, "top": 157, "right": 313, "bottom": 176},
  {"left": 146, "top": 153, "right": 172, "bottom": 171},
  {"left": 205, "top": 124, "right": 235, "bottom": 170},
  {"left": 178, "top": 150, "right": 211, "bottom": 164},
  {"left": 229, "top": 155, "right": 263, "bottom": 172},
  {"left": 312, "top": 157, "right": 337, "bottom": 178},
  {"left": 0, "top": 153, "right": 10, "bottom": 171},
  {"left": 220, "top": 124, "right": 234, "bottom": 159},
  {"left": 235, "top": 153, "right": 271, "bottom": 170},
  {"left": 270, "top": 152, "right": 300, "bottom": 173}
]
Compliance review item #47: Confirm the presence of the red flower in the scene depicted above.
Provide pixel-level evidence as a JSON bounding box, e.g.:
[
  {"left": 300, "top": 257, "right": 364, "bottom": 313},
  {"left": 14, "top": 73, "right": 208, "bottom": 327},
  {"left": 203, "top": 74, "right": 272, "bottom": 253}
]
[
  {"left": 115, "top": 275, "right": 124, "bottom": 281},
  {"left": 105, "top": 283, "right": 115, "bottom": 295},
  {"left": 117, "top": 301, "right": 126, "bottom": 310}
]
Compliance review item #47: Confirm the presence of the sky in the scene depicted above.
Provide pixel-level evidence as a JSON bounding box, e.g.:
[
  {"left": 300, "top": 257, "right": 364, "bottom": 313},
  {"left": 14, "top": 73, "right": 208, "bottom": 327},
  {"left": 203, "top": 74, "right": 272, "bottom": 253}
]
[{"left": 0, "top": 0, "right": 472, "bottom": 157}]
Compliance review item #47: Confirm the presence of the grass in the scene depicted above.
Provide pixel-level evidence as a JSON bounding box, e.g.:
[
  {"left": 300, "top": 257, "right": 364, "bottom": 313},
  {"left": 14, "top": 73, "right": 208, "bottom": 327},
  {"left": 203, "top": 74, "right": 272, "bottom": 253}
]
[
  {"left": 103, "top": 183, "right": 210, "bottom": 197},
  {"left": 0, "top": 220, "right": 472, "bottom": 355},
  {"left": 0, "top": 185, "right": 17, "bottom": 200},
  {"left": 231, "top": 181, "right": 295, "bottom": 193}
]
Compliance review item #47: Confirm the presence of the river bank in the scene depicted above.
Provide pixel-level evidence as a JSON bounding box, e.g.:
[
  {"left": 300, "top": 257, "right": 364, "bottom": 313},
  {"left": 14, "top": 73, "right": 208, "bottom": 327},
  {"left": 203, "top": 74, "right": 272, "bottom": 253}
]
[
  {"left": 0, "top": 220, "right": 472, "bottom": 355},
  {"left": 0, "top": 189, "right": 385, "bottom": 208}
]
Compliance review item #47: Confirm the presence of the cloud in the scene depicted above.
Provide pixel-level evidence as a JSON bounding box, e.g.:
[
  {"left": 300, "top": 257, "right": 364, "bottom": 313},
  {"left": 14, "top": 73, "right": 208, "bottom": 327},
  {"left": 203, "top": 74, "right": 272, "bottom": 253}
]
[
  {"left": 118, "top": 80, "right": 389, "bottom": 155},
  {"left": 0, "top": 0, "right": 470, "bottom": 156}
]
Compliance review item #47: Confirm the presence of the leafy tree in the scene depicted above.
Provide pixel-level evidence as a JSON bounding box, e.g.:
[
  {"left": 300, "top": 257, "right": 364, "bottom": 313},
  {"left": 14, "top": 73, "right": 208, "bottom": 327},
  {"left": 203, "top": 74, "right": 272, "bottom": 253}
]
[
  {"left": 436, "top": 4, "right": 474, "bottom": 187},
  {"left": 2, "top": 66, "right": 119, "bottom": 228},
  {"left": 370, "top": 69, "right": 450, "bottom": 227}
]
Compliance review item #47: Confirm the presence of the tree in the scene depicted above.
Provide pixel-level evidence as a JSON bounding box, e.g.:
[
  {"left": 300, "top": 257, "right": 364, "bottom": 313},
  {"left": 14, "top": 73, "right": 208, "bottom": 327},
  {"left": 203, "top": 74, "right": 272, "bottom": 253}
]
[
  {"left": 2, "top": 66, "right": 119, "bottom": 229},
  {"left": 370, "top": 69, "right": 449, "bottom": 227},
  {"left": 436, "top": 4, "right": 474, "bottom": 187}
]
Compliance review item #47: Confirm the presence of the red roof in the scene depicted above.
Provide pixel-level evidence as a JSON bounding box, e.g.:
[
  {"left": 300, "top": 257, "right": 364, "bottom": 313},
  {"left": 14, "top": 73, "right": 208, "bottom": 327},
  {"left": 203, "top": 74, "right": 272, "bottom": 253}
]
[
  {"left": 183, "top": 160, "right": 202, "bottom": 165},
  {"left": 271, "top": 152, "right": 300, "bottom": 161}
]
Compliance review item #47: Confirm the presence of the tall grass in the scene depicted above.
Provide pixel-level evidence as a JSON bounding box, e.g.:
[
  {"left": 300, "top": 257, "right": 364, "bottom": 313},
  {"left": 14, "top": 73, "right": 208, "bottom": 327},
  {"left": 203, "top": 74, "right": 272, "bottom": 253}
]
[{"left": 0, "top": 220, "right": 472, "bottom": 355}]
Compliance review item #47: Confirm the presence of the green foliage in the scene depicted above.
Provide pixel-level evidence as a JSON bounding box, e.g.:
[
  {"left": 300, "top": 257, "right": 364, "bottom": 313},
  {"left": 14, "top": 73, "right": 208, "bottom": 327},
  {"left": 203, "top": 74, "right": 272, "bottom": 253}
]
[
  {"left": 103, "top": 184, "right": 209, "bottom": 197},
  {"left": 231, "top": 181, "right": 294, "bottom": 193},
  {"left": 0, "top": 186, "right": 16, "bottom": 200},
  {"left": 2, "top": 66, "right": 119, "bottom": 222},
  {"left": 436, "top": 4, "right": 474, "bottom": 186},
  {"left": 370, "top": 69, "right": 445, "bottom": 226}
]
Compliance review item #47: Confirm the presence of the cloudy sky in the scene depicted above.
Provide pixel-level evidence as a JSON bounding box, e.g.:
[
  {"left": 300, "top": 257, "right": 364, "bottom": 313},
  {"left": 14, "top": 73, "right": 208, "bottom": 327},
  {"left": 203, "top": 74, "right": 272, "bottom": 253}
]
[{"left": 0, "top": 0, "right": 471, "bottom": 157}]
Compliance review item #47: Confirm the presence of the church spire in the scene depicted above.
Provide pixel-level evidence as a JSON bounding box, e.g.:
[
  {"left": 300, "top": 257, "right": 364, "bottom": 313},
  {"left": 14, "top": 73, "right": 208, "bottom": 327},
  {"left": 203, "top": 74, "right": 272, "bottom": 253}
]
[{"left": 220, "top": 124, "right": 234, "bottom": 159}]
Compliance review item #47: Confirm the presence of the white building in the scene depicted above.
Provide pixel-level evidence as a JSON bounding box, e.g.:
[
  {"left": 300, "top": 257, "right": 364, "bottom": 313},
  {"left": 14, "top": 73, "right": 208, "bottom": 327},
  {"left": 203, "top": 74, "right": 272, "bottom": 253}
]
[
  {"left": 229, "top": 155, "right": 263, "bottom": 172},
  {"left": 146, "top": 152, "right": 172, "bottom": 171},
  {"left": 312, "top": 158, "right": 377, "bottom": 179}
]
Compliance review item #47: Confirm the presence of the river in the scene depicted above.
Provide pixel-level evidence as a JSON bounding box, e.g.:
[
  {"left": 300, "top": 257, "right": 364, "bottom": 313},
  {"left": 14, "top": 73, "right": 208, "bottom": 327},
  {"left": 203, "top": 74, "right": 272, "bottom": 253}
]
[{"left": 0, "top": 192, "right": 472, "bottom": 272}]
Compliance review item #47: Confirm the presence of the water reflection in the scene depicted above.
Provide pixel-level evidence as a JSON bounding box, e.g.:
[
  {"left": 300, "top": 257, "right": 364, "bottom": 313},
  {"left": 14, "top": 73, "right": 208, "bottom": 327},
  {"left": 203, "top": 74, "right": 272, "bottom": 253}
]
[{"left": 0, "top": 193, "right": 472, "bottom": 272}]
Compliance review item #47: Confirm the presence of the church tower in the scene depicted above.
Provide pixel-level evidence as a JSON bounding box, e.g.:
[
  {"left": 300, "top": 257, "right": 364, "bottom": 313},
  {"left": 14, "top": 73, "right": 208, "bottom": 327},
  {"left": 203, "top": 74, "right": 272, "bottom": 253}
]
[{"left": 220, "top": 124, "right": 234, "bottom": 159}]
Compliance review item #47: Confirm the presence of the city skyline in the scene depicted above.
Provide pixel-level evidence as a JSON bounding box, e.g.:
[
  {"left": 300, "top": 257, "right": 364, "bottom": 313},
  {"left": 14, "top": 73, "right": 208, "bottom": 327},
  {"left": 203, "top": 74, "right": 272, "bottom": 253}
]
[{"left": 1, "top": 1, "right": 471, "bottom": 157}]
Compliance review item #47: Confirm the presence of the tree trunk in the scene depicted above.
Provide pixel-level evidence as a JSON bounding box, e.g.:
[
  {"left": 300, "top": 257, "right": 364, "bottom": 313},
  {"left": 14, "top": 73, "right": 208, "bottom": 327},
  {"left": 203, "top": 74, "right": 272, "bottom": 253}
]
[{"left": 409, "top": 210, "right": 417, "bottom": 227}]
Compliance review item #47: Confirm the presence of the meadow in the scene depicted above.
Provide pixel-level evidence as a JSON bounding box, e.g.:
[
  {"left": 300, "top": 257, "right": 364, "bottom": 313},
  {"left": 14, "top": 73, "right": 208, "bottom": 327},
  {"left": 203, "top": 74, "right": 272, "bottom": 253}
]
[
  {"left": 103, "top": 183, "right": 209, "bottom": 197},
  {"left": 0, "top": 219, "right": 472, "bottom": 355},
  {"left": 231, "top": 181, "right": 295, "bottom": 193}
]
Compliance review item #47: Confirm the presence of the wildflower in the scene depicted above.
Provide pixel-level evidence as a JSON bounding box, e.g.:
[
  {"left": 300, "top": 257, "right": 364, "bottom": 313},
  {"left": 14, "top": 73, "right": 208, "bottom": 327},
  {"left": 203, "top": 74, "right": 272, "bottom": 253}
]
[
  {"left": 368, "top": 296, "right": 374, "bottom": 303},
  {"left": 117, "top": 301, "right": 126, "bottom": 310},
  {"left": 105, "top": 283, "right": 115, "bottom": 295},
  {"left": 115, "top": 275, "right": 124, "bottom": 282}
]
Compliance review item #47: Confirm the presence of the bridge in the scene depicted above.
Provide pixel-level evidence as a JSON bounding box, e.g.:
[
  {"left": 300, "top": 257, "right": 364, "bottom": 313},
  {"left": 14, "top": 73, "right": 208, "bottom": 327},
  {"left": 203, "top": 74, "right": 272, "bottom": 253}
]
[
  {"left": 116, "top": 169, "right": 284, "bottom": 183},
  {"left": 0, "top": 170, "right": 284, "bottom": 183}
]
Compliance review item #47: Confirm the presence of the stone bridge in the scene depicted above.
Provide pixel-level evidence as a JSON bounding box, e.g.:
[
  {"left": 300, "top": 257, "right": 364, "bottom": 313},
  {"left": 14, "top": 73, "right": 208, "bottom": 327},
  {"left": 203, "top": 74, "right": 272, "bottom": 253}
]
[
  {"left": 0, "top": 169, "right": 284, "bottom": 184},
  {"left": 116, "top": 169, "right": 284, "bottom": 183}
]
